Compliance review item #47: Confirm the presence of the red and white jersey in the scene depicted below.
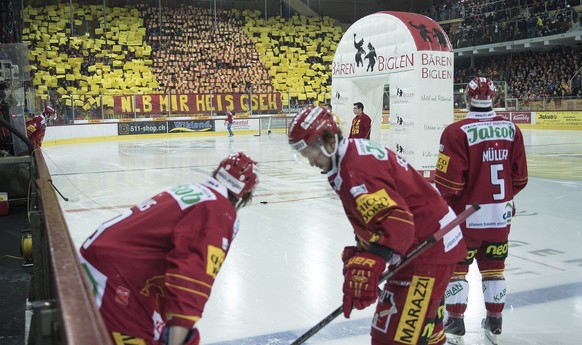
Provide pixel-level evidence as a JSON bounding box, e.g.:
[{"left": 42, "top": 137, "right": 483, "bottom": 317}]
[
  {"left": 225, "top": 110, "right": 234, "bottom": 124},
  {"left": 26, "top": 114, "right": 46, "bottom": 148},
  {"left": 328, "top": 138, "right": 466, "bottom": 265},
  {"left": 79, "top": 178, "right": 239, "bottom": 343},
  {"left": 434, "top": 110, "right": 528, "bottom": 242}
]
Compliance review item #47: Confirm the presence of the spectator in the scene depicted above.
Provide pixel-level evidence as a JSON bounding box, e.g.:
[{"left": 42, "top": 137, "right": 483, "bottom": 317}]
[
  {"left": 79, "top": 152, "right": 259, "bottom": 345},
  {"left": 572, "top": 74, "right": 581, "bottom": 95},
  {"left": 0, "top": 85, "right": 12, "bottom": 156}
]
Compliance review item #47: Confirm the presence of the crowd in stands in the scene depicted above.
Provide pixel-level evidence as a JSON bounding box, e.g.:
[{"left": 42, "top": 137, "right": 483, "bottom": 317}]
[
  {"left": 138, "top": 4, "right": 340, "bottom": 106},
  {"left": 139, "top": 5, "right": 273, "bottom": 94},
  {"left": 19, "top": 3, "right": 341, "bottom": 119},
  {"left": 5, "top": 1, "right": 582, "bottom": 121},
  {"left": 455, "top": 44, "right": 582, "bottom": 102},
  {"left": 243, "top": 13, "right": 339, "bottom": 106},
  {"left": 423, "top": 0, "right": 581, "bottom": 48},
  {"left": 0, "top": 0, "right": 20, "bottom": 44},
  {"left": 21, "top": 4, "right": 162, "bottom": 120}
]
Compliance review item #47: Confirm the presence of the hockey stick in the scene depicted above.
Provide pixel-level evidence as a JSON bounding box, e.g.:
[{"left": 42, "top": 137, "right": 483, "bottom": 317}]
[
  {"left": 48, "top": 179, "right": 80, "bottom": 202},
  {"left": 48, "top": 178, "right": 69, "bottom": 202},
  {"left": 290, "top": 203, "right": 480, "bottom": 345}
]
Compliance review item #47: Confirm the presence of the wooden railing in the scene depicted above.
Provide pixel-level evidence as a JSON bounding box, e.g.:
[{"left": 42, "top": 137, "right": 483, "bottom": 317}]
[{"left": 28, "top": 152, "right": 112, "bottom": 345}]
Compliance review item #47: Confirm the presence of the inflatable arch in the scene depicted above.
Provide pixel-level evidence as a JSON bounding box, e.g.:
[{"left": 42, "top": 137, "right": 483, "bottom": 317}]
[{"left": 331, "top": 11, "right": 454, "bottom": 178}]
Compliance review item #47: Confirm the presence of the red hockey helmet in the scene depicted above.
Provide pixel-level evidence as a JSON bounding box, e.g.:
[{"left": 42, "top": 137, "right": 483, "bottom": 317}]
[
  {"left": 288, "top": 106, "right": 340, "bottom": 152},
  {"left": 466, "top": 76, "right": 496, "bottom": 108},
  {"left": 43, "top": 105, "right": 56, "bottom": 115},
  {"left": 214, "top": 152, "right": 259, "bottom": 200}
]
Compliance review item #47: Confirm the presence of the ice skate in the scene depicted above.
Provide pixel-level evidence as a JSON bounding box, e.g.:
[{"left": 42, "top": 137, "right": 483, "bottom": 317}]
[
  {"left": 446, "top": 335, "right": 465, "bottom": 345},
  {"left": 482, "top": 316, "right": 502, "bottom": 345},
  {"left": 445, "top": 317, "right": 465, "bottom": 345}
]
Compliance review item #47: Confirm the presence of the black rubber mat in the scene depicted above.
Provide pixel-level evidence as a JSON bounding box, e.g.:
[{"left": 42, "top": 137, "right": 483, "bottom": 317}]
[{"left": 0, "top": 203, "right": 32, "bottom": 345}]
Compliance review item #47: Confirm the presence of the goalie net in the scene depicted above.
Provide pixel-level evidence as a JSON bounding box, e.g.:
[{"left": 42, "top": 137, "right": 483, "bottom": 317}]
[{"left": 254, "top": 115, "right": 293, "bottom": 136}]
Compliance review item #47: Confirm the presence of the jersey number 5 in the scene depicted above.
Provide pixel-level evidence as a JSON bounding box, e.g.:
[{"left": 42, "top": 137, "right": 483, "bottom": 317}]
[{"left": 490, "top": 163, "right": 505, "bottom": 201}]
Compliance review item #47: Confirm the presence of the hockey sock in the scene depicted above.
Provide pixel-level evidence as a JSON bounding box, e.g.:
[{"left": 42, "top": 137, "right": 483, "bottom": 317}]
[
  {"left": 445, "top": 279, "right": 469, "bottom": 316},
  {"left": 482, "top": 277, "right": 506, "bottom": 316}
]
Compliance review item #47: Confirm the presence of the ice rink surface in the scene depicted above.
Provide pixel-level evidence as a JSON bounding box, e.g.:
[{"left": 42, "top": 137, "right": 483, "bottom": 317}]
[{"left": 42, "top": 128, "right": 582, "bottom": 345}]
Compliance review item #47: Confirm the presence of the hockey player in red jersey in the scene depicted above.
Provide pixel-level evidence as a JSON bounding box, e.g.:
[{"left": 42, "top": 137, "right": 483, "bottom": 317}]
[
  {"left": 435, "top": 77, "right": 528, "bottom": 345},
  {"left": 79, "top": 152, "right": 259, "bottom": 345},
  {"left": 26, "top": 105, "right": 54, "bottom": 149},
  {"left": 224, "top": 108, "right": 234, "bottom": 137},
  {"left": 288, "top": 106, "right": 467, "bottom": 345}
]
